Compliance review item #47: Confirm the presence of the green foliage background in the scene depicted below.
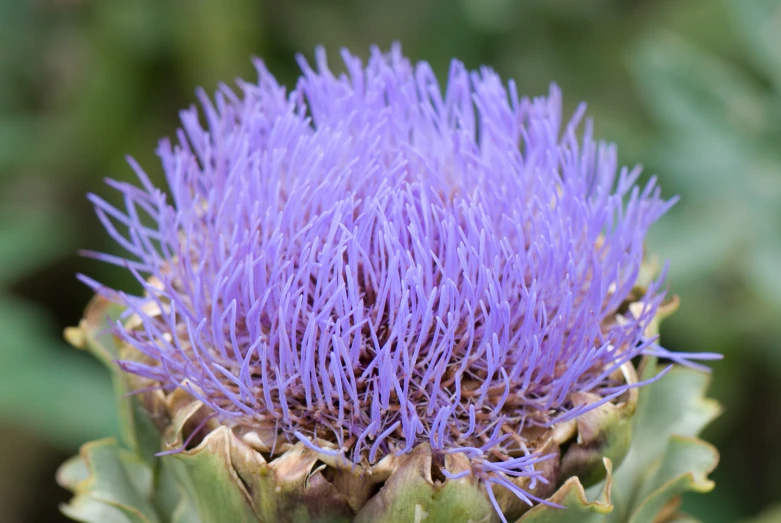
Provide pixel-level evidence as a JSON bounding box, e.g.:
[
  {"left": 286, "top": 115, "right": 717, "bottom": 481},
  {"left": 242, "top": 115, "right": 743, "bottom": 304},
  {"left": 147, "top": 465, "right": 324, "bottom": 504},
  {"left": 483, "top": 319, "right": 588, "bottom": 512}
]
[{"left": 0, "top": 0, "right": 778, "bottom": 521}]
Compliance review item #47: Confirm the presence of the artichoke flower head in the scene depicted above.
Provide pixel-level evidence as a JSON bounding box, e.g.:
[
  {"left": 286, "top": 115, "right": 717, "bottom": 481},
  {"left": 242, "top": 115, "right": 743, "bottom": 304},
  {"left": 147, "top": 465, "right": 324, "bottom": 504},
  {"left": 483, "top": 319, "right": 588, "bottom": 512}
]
[{"left": 59, "top": 45, "right": 721, "bottom": 523}]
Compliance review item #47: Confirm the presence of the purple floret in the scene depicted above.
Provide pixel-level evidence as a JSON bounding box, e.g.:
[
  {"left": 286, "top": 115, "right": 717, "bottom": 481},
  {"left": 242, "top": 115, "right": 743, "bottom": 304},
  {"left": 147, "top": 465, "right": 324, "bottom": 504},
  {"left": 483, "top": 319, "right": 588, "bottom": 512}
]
[{"left": 82, "top": 44, "right": 717, "bottom": 514}]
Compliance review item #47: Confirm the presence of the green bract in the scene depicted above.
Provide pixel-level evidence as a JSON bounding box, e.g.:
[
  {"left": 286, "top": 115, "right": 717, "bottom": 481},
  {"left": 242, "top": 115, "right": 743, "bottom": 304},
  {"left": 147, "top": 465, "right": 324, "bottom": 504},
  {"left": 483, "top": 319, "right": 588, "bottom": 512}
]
[{"left": 58, "top": 284, "right": 719, "bottom": 523}]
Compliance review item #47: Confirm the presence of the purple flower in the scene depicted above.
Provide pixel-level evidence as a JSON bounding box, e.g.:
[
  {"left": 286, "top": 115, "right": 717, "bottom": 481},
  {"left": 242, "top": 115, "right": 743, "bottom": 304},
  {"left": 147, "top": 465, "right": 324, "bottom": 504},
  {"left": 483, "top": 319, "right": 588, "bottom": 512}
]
[{"left": 82, "top": 45, "right": 716, "bottom": 514}]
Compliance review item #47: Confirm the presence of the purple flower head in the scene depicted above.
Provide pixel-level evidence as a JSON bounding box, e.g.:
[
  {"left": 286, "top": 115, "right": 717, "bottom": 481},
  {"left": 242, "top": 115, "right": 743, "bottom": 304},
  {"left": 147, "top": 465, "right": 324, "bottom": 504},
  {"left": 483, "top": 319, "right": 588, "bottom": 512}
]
[{"left": 84, "top": 45, "right": 717, "bottom": 513}]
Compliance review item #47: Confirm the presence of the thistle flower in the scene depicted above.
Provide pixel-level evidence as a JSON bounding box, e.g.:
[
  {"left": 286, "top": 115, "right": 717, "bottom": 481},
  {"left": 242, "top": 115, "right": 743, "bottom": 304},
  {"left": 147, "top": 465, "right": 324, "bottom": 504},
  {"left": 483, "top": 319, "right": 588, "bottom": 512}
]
[{"left": 66, "top": 45, "right": 720, "bottom": 523}]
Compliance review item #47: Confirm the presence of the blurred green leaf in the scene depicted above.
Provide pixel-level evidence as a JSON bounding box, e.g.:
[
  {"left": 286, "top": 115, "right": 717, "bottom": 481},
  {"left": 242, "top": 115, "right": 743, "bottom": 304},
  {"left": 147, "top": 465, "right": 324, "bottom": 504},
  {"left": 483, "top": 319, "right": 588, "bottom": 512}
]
[
  {"left": 0, "top": 117, "right": 39, "bottom": 172},
  {"left": 632, "top": 32, "right": 768, "bottom": 137},
  {"left": 731, "top": 0, "right": 781, "bottom": 89},
  {"left": 0, "top": 211, "right": 74, "bottom": 285},
  {"left": 631, "top": 28, "right": 781, "bottom": 311},
  {"left": 168, "top": 0, "right": 263, "bottom": 89},
  {"left": 0, "top": 297, "right": 117, "bottom": 449},
  {"left": 743, "top": 504, "right": 781, "bottom": 523}
]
